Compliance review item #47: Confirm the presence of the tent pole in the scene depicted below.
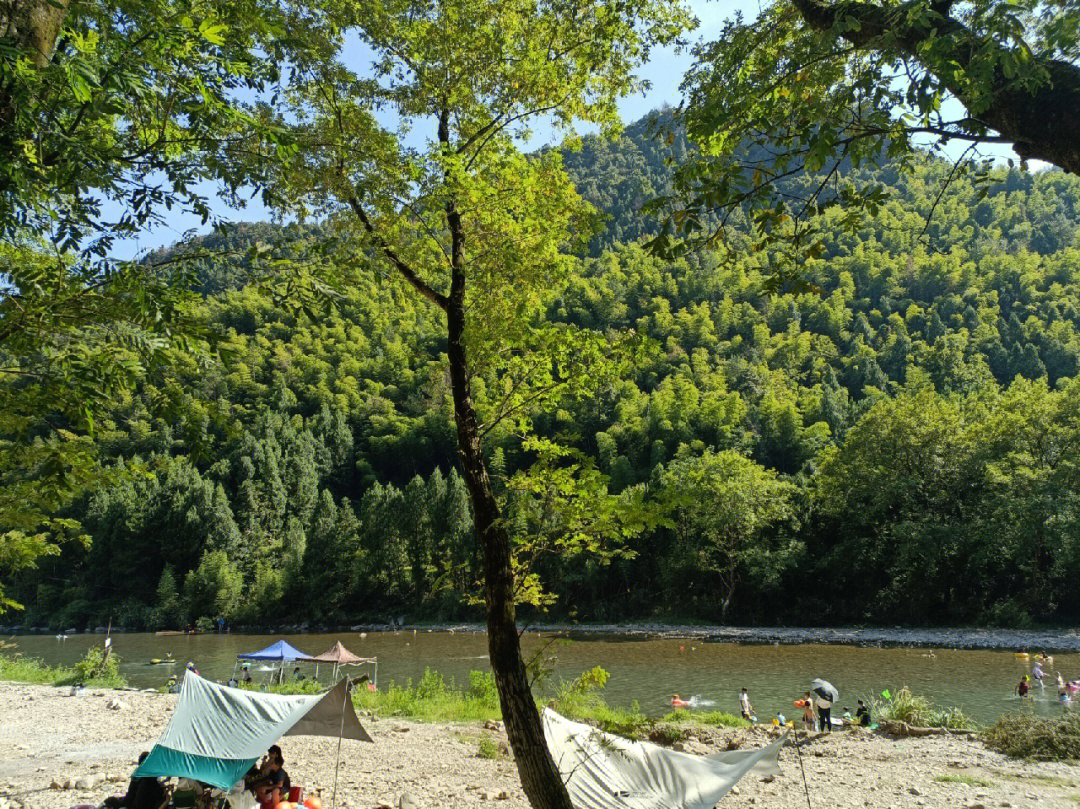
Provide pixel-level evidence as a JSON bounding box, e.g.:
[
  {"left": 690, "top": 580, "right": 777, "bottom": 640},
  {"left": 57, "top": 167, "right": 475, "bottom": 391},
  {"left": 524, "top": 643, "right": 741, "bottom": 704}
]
[{"left": 330, "top": 677, "right": 349, "bottom": 809}]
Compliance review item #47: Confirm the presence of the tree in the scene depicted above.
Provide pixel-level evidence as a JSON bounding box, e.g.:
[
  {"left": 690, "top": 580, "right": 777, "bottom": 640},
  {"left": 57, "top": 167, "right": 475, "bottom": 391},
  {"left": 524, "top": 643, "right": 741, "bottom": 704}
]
[
  {"left": 0, "top": 0, "right": 331, "bottom": 612},
  {"left": 649, "top": 0, "right": 1080, "bottom": 279},
  {"left": 268, "top": 1, "right": 692, "bottom": 805},
  {"left": 183, "top": 549, "right": 242, "bottom": 623},
  {"left": 660, "top": 449, "right": 796, "bottom": 621},
  {"left": 154, "top": 565, "right": 181, "bottom": 630}
]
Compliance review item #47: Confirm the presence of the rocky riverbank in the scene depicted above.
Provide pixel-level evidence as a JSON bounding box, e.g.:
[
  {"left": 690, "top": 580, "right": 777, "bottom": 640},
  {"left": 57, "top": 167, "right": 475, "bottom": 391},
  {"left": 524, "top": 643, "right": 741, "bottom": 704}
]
[
  {"left": 1, "top": 682, "right": 1078, "bottom": 809},
  {"left": 7, "top": 623, "right": 1080, "bottom": 652}
]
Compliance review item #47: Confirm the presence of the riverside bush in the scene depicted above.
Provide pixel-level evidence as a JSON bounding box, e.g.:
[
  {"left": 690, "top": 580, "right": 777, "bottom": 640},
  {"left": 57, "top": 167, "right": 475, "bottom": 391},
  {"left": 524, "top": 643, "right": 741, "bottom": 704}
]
[
  {"left": 663, "top": 709, "right": 749, "bottom": 729},
  {"left": 982, "top": 712, "right": 1080, "bottom": 760},
  {"left": 0, "top": 647, "right": 127, "bottom": 689},
  {"left": 872, "top": 687, "right": 975, "bottom": 730},
  {"left": 0, "top": 653, "right": 68, "bottom": 684},
  {"left": 348, "top": 668, "right": 502, "bottom": 723}
]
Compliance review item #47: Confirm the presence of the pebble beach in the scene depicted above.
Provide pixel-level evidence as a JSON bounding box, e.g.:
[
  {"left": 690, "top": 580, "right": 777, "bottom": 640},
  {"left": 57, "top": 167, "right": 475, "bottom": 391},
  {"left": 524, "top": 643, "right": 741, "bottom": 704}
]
[{"left": 1, "top": 682, "right": 1078, "bottom": 809}]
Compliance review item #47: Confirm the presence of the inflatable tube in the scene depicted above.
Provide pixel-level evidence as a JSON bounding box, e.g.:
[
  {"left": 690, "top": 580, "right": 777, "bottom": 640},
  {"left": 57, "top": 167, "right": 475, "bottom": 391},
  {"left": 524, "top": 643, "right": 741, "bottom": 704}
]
[{"left": 1015, "top": 653, "right": 1030, "bottom": 659}]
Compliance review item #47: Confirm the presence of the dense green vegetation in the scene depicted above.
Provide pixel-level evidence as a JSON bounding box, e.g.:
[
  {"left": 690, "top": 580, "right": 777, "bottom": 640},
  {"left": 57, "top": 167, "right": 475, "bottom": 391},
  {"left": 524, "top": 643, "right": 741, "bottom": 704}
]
[
  {"left": 0, "top": 645, "right": 127, "bottom": 689},
  {"left": 871, "top": 686, "right": 976, "bottom": 730},
  {"left": 7, "top": 116, "right": 1080, "bottom": 631},
  {"left": 983, "top": 712, "right": 1080, "bottom": 760}
]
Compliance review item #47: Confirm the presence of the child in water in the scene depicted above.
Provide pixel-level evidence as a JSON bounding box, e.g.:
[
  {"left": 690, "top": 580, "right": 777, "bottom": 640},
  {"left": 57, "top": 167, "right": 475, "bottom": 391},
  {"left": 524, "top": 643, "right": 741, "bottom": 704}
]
[{"left": 1016, "top": 676, "right": 1030, "bottom": 698}]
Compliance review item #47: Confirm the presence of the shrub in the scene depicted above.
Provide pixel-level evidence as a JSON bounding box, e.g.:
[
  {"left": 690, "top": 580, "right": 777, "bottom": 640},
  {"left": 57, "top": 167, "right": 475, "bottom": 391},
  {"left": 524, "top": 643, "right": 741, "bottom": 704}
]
[
  {"left": 873, "top": 686, "right": 975, "bottom": 730},
  {"left": 349, "top": 668, "right": 502, "bottom": 723},
  {"left": 0, "top": 646, "right": 127, "bottom": 689},
  {"left": 697, "top": 711, "right": 751, "bottom": 728},
  {"left": 0, "top": 652, "right": 68, "bottom": 685},
  {"left": 477, "top": 735, "right": 501, "bottom": 759},
  {"left": 649, "top": 724, "right": 685, "bottom": 745},
  {"left": 549, "top": 666, "right": 610, "bottom": 718},
  {"left": 467, "top": 670, "right": 499, "bottom": 711},
  {"left": 71, "top": 646, "right": 127, "bottom": 688},
  {"left": 982, "top": 712, "right": 1080, "bottom": 761},
  {"left": 662, "top": 708, "right": 748, "bottom": 728}
]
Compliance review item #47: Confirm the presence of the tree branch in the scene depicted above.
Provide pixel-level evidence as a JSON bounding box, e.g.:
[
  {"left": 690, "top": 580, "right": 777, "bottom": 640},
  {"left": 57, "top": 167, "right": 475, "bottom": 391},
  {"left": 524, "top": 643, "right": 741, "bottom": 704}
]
[{"left": 344, "top": 194, "right": 449, "bottom": 311}]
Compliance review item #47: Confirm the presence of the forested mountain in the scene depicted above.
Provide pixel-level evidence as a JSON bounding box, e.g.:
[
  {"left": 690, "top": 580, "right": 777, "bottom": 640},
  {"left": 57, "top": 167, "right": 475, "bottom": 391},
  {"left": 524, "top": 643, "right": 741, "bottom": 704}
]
[{"left": 13, "top": 114, "right": 1080, "bottom": 631}]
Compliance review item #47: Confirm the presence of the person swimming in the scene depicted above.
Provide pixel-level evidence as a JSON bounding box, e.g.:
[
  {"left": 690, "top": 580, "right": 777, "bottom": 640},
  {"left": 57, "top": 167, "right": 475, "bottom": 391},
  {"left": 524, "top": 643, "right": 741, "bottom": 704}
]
[{"left": 670, "top": 694, "right": 691, "bottom": 708}]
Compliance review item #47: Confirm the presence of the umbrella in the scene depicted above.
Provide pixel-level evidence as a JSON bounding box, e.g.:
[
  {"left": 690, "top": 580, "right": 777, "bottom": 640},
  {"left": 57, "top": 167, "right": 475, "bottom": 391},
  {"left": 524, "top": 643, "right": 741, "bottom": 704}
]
[{"left": 811, "top": 679, "right": 839, "bottom": 703}]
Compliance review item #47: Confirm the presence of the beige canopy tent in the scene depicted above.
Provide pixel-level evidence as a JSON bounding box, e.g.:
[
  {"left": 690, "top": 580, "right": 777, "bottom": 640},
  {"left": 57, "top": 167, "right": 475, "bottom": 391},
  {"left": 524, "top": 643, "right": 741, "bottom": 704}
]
[{"left": 301, "top": 641, "right": 378, "bottom": 686}]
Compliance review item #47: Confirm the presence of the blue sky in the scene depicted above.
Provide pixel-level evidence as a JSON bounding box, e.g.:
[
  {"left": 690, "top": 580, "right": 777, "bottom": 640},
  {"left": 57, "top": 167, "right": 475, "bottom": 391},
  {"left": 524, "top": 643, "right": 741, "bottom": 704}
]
[
  {"left": 113, "top": 0, "right": 1027, "bottom": 259},
  {"left": 109, "top": 0, "right": 757, "bottom": 258}
]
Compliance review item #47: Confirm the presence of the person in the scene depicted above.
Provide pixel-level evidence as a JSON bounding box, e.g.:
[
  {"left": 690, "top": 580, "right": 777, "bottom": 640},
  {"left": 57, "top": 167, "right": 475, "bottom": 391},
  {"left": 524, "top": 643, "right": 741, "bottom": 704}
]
[
  {"left": 801, "top": 692, "right": 816, "bottom": 731},
  {"left": 243, "top": 670, "right": 253, "bottom": 684},
  {"left": 247, "top": 745, "right": 282, "bottom": 785},
  {"left": 293, "top": 666, "right": 305, "bottom": 681},
  {"left": 165, "top": 674, "right": 179, "bottom": 694},
  {"left": 738, "top": 687, "right": 754, "bottom": 720},
  {"left": 670, "top": 694, "right": 690, "bottom": 708},
  {"left": 103, "top": 752, "right": 168, "bottom": 809},
  {"left": 855, "top": 699, "right": 871, "bottom": 727},
  {"left": 1058, "top": 673, "right": 1070, "bottom": 704},
  {"left": 1015, "top": 676, "right": 1030, "bottom": 698},
  {"left": 185, "top": 660, "right": 198, "bottom": 676},
  {"left": 815, "top": 690, "right": 833, "bottom": 733},
  {"left": 253, "top": 753, "right": 290, "bottom": 807},
  {"left": 1033, "top": 660, "right": 1045, "bottom": 687}
]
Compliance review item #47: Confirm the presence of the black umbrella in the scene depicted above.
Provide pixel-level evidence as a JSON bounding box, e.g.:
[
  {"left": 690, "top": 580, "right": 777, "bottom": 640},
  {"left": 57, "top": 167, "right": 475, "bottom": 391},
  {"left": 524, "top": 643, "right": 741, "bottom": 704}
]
[{"left": 811, "top": 678, "right": 839, "bottom": 703}]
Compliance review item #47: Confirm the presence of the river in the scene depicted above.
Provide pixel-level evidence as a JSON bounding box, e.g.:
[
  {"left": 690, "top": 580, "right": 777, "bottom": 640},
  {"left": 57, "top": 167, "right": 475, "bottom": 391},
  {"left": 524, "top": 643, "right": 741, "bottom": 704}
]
[{"left": 10, "top": 631, "right": 1079, "bottom": 725}]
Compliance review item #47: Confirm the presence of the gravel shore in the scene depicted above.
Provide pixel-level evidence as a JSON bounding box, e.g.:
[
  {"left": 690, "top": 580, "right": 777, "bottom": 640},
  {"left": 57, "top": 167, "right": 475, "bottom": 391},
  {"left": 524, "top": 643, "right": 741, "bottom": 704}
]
[
  {"left": 1, "top": 682, "right": 1078, "bottom": 809},
  {"left": 7, "top": 624, "right": 1080, "bottom": 652}
]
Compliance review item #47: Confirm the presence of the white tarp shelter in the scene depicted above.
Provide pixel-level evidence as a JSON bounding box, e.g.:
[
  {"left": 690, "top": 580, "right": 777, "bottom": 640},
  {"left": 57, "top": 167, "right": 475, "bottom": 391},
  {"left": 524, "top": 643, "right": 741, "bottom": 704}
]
[
  {"left": 542, "top": 708, "right": 786, "bottom": 809},
  {"left": 134, "top": 672, "right": 372, "bottom": 790}
]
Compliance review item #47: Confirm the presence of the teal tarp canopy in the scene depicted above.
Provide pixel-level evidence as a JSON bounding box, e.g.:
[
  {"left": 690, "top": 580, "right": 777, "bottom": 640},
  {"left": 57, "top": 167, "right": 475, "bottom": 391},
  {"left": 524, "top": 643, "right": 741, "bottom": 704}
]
[{"left": 134, "top": 672, "right": 372, "bottom": 790}]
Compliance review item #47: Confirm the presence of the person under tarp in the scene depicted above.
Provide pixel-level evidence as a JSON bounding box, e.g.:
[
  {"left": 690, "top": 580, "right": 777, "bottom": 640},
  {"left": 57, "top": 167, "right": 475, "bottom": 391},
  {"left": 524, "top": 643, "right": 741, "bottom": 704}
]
[
  {"left": 134, "top": 672, "right": 372, "bottom": 793},
  {"left": 542, "top": 708, "right": 787, "bottom": 809}
]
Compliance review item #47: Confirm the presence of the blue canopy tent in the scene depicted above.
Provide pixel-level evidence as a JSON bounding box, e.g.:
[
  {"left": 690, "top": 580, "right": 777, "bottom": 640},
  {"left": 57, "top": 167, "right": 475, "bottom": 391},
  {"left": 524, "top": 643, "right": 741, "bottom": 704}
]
[
  {"left": 236, "top": 640, "right": 310, "bottom": 661},
  {"left": 234, "top": 640, "right": 312, "bottom": 684}
]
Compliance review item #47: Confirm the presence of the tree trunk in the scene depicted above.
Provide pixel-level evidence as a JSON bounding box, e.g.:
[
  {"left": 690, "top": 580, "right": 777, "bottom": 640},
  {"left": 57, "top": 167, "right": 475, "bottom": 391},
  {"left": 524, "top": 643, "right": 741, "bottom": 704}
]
[
  {"left": 1, "top": 0, "right": 73, "bottom": 67},
  {"left": 444, "top": 297, "right": 574, "bottom": 809},
  {"left": 0, "top": 0, "right": 75, "bottom": 196},
  {"left": 438, "top": 105, "right": 573, "bottom": 809},
  {"left": 719, "top": 564, "right": 736, "bottom": 623}
]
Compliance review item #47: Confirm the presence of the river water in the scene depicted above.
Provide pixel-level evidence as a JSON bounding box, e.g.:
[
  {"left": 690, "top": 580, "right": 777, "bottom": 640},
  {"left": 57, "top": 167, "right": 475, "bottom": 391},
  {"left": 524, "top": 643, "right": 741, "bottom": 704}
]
[{"left": 10, "top": 631, "right": 1079, "bottom": 725}]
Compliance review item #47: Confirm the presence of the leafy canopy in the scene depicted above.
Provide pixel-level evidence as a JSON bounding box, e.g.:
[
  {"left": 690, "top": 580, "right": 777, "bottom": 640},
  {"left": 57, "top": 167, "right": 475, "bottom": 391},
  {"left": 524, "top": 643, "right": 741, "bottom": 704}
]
[{"left": 648, "top": 0, "right": 1080, "bottom": 288}]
